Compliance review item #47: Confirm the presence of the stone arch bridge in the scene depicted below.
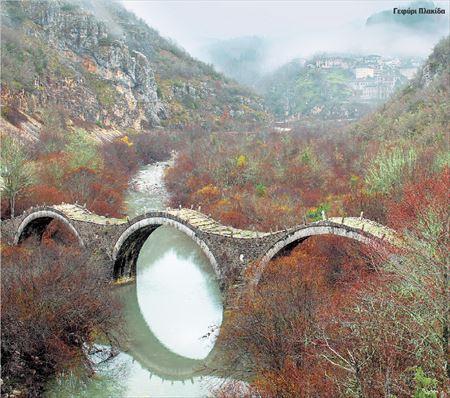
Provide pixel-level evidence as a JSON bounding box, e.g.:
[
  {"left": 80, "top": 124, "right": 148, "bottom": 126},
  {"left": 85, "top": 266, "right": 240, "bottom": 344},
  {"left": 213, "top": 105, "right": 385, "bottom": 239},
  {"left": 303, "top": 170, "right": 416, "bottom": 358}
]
[{"left": 2, "top": 204, "right": 400, "bottom": 289}]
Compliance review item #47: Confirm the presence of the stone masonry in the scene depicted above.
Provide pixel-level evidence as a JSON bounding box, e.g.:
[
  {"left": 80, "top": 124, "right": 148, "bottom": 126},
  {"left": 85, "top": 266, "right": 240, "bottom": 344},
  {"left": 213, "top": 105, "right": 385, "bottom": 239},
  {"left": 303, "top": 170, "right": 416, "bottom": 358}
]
[{"left": 1, "top": 204, "right": 400, "bottom": 290}]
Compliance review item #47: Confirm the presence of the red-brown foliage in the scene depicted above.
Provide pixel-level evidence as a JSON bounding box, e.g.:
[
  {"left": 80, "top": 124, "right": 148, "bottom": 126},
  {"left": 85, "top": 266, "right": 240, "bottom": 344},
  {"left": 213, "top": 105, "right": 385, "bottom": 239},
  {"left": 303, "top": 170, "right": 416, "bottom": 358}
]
[
  {"left": 1, "top": 243, "right": 122, "bottom": 397},
  {"left": 387, "top": 167, "right": 449, "bottom": 231},
  {"left": 163, "top": 128, "right": 378, "bottom": 231},
  {"left": 218, "top": 236, "right": 380, "bottom": 397}
]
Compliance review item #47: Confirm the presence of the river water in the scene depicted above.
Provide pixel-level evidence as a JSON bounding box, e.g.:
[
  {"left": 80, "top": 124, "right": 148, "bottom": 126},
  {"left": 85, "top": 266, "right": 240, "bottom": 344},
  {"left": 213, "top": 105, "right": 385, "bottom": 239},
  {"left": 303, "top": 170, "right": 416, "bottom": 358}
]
[{"left": 46, "top": 161, "right": 225, "bottom": 397}]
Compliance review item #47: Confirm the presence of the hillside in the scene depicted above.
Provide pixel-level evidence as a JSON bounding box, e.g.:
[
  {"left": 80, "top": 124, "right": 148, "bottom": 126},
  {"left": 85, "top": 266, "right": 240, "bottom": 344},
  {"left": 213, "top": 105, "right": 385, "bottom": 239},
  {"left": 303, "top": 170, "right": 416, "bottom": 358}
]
[
  {"left": 349, "top": 36, "right": 450, "bottom": 144},
  {"left": 259, "top": 58, "right": 372, "bottom": 120},
  {"left": 1, "top": 0, "right": 269, "bottom": 134},
  {"left": 258, "top": 54, "right": 411, "bottom": 121}
]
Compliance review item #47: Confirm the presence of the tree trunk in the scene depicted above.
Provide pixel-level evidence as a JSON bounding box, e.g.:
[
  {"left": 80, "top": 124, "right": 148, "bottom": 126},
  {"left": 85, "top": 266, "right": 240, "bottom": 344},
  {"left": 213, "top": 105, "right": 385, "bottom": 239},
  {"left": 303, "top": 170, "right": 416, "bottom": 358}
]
[{"left": 10, "top": 195, "right": 15, "bottom": 218}]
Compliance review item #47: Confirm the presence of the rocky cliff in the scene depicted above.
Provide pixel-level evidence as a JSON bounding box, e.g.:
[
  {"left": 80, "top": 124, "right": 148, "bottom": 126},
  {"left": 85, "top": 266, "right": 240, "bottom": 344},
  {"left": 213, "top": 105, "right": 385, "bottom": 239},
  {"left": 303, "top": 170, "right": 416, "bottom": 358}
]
[{"left": 1, "top": 0, "right": 269, "bottom": 133}]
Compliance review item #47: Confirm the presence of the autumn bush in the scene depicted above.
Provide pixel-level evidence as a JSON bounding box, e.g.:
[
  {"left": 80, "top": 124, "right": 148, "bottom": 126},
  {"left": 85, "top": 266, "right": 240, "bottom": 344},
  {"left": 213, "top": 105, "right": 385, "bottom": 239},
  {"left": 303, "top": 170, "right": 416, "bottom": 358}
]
[
  {"left": 215, "top": 170, "right": 449, "bottom": 397},
  {"left": 320, "top": 203, "right": 449, "bottom": 395},
  {"left": 216, "top": 236, "right": 382, "bottom": 396},
  {"left": 1, "top": 243, "right": 123, "bottom": 397},
  {"left": 164, "top": 129, "right": 371, "bottom": 229},
  {"left": 1, "top": 121, "right": 183, "bottom": 220}
]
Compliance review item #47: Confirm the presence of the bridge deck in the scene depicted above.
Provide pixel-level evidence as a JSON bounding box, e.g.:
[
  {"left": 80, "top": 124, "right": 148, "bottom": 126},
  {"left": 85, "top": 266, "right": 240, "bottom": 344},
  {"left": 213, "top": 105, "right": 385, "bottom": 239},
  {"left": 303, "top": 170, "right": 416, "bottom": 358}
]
[
  {"left": 50, "top": 204, "right": 398, "bottom": 244},
  {"left": 52, "top": 204, "right": 271, "bottom": 238},
  {"left": 167, "top": 208, "right": 271, "bottom": 238},
  {"left": 53, "top": 204, "right": 126, "bottom": 225},
  {"left": 328, "top": 217, "right": 399, "bottom": 245}
]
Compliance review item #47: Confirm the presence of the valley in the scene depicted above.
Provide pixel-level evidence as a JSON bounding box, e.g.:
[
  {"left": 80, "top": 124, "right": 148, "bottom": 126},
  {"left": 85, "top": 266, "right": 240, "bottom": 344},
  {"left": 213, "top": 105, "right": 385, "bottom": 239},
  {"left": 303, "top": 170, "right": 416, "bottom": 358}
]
[{"left": 1, "top": 1, "right": 449, "bottom": 397}]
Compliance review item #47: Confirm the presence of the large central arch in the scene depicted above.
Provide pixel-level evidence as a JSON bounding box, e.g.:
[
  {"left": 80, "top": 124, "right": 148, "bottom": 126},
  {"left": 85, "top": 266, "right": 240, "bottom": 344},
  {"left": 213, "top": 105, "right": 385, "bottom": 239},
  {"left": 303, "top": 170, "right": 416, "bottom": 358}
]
[
  {"left": 253, "top": 223, "right": 383, "bottom": 286},
  {"left": 112, "top": 217, "right": 220, "bottom": 280}
]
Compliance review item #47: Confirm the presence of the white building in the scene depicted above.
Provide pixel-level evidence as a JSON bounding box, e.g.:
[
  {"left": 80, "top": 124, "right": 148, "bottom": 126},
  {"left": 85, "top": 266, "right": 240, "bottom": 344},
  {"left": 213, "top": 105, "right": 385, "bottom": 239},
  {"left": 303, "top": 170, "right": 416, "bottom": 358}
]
[
  {"left": 354, "top": 67, "right": 375, "bottom": 79},
  {"left": 315, "top": 57, "right": 350, "bottom": 69}
]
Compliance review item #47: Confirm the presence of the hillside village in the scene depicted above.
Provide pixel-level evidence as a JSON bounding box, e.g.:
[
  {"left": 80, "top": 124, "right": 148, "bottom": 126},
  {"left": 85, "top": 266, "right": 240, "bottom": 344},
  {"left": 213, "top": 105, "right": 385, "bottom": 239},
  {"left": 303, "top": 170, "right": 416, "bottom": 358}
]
[
  {"left": 308, "top": 54, "right": 423, "bottom": 102},
  {"left": 264, "top": 52, "right": 425, "bottom": 121}
]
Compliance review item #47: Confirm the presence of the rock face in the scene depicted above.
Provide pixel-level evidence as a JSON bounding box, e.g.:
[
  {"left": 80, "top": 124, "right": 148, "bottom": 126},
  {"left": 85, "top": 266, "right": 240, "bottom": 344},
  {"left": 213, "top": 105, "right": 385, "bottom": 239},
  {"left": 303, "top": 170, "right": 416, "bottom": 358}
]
[
  {"left": 1, "top": 0, "right": 269, "bottom": 132},
  {"left": 3, "top": 0, "right": 163, "bottom": 130},
  {"left": 415, "top": 37, "right": 450, "bottom": 88}
]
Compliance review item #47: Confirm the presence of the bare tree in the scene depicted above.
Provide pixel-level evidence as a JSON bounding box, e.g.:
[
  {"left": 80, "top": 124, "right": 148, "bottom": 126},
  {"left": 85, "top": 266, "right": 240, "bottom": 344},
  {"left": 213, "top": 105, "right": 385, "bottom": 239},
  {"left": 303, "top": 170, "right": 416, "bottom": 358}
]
[{"left": 1, "top": 135, "right": 33, "bottom": 217}]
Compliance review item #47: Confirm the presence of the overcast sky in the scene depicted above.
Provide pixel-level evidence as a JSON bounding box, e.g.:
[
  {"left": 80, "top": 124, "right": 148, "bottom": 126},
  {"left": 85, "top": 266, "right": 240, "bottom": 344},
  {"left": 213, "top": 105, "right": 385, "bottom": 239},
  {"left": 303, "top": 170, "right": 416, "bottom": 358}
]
[{"left": 122, "top": 1, "right": 449, "bottom": 68}]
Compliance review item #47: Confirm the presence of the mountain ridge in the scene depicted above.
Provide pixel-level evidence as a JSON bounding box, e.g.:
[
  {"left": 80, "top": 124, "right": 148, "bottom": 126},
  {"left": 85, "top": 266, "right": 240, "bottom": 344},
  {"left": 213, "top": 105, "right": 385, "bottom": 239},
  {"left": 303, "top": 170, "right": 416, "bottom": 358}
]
[{"left": 1, "top": 0, "right": 269, "bottom": 134}]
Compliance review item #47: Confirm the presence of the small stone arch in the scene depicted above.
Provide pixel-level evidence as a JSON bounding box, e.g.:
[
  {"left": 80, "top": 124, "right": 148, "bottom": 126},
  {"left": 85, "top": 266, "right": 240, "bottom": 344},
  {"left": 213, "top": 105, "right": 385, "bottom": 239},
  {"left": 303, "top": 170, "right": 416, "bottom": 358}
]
[
  {"left": 112, "top": 216, "right": 220, "bottom": 280},
  {"left": 255, "top": 224, "right": 377, "bottom": 286},
  {"left": 15, "top": 210, "right": 84, "bottom": 247}
]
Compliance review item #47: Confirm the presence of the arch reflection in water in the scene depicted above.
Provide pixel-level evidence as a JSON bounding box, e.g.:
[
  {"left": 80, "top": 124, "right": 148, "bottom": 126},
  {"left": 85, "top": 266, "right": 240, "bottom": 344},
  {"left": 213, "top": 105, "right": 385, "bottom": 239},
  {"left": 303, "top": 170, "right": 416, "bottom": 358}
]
[
  {"left": 45, "top": 345, "right": 222, "bottom": 398},
  {"left": 107, "top": 351, "right": 220, "bottom": 398},
  {"left": 136, "top": 225, "right": 223, "bottom": 360}
]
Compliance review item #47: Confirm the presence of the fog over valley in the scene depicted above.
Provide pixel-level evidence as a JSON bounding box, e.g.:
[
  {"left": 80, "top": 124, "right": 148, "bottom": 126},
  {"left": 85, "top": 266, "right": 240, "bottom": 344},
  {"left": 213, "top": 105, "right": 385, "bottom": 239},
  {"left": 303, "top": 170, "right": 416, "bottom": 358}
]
[{"left": 123, "top": 0, "right": 449, "bottom": 74}]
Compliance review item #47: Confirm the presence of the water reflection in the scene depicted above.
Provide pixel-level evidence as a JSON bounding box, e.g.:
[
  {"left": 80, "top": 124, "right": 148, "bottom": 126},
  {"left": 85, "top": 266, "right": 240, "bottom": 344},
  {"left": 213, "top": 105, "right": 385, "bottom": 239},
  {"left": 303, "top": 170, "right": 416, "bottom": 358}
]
[
  {"left": 45, "top": 348, "right": 222, "bottom": 398},
  {"left": 110, "top": 351, "right": 221, "bottom": 398},
  {"left": 46, "top": 226, "right": 224, "bottom": 397},
  {"left": 136, "top": 226, "right": 223, "bottom": 359},
  {"left": 46, "top": 161, "right": 225, "bottom": 397}
]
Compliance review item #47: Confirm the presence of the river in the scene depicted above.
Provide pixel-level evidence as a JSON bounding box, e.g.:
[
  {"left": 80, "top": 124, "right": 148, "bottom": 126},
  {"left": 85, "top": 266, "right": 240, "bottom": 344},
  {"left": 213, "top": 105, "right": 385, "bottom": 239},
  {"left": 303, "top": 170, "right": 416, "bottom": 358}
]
[{"left": 45, "top": 161, "right": 225, "bottom": 397}]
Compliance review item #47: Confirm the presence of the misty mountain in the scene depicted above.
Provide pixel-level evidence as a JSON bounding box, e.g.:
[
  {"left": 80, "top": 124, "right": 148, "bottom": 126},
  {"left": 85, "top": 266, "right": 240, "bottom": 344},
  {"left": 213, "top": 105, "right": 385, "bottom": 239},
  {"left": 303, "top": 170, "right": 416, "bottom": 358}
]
[
  {"left": 193, "top": 2, "right": 447, "bottom": 91},
  {"left": 366, "top": 1, "right": 448, "bottom": 34},
  {"left": 203, "top": 36, "right": 269, "bottom": 88},
  {"left": 257, "top": 53, "right": 417, "bottom": 121}
]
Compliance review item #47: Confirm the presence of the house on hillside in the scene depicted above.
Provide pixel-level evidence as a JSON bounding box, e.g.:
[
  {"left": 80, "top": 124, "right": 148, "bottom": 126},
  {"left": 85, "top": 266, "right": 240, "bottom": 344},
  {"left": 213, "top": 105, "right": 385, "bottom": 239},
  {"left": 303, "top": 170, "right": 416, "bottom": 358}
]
[
  {"left": 314, "top": 56, "right": 351, "bottom": 69},
  {"left": 354, "top": 67, "right": 375, "bottom": 79}
]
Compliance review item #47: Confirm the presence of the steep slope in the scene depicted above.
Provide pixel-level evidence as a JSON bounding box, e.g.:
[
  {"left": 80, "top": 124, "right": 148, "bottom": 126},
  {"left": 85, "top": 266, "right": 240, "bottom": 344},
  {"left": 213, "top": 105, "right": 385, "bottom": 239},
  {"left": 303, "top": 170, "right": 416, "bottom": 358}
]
[
  {"left": 349, "top": 36, "right": 450, "bottom": 144},
  {"left": 1, "top": 0, "right": 269, "bottom": 133}
]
